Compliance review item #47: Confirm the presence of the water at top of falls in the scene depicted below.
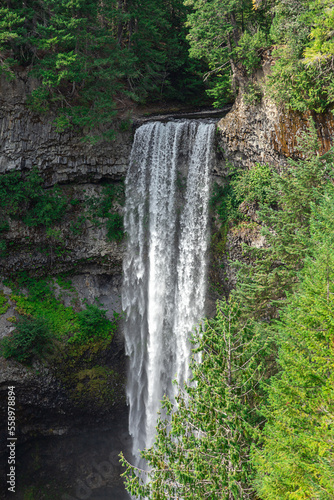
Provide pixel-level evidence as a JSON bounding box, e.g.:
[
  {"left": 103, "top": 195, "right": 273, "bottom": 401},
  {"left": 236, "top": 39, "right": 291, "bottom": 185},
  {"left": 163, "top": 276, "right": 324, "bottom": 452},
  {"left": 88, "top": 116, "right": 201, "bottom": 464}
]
[{"left": 122, "top": 120, "right": 215, "bottom": 459}]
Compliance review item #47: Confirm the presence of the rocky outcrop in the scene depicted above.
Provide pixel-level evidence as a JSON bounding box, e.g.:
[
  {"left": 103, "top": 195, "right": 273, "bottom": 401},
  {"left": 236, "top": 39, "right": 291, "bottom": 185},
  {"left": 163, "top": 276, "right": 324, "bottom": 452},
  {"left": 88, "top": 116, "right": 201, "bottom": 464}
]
[
  {"left": 213, "top": 66, "right": 334, "bottom": 301},
  {"left": 133, "top": 105, "right": 232, "bottom": 126},
  {"left": 0, "top": 183, "right": 125, "bottom": 278},
  {"left": 217, "top": 79, "right": 334, "bottom": 170},
  {"left": 0, "top": 74, "right": 132, "bottom": 185}
]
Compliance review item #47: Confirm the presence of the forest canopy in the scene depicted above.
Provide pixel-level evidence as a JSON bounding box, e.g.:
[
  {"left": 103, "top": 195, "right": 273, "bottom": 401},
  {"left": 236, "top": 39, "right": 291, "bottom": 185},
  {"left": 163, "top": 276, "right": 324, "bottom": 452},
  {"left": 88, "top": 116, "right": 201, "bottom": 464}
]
[
  {"left": 1, "top": 0, "right": 333, "bottom": 137},
  {"left": 0, "top": 0, "right": 207, "bottom": 138}
]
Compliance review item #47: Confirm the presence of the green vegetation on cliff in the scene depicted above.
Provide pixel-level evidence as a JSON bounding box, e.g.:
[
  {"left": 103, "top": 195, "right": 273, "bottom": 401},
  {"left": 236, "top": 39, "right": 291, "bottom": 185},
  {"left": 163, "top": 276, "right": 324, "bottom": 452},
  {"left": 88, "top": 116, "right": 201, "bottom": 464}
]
[
  {"left": 0, "top": 168, "right": 124, "bottom": 258},
  {"left": 183, "top": 0, "right": 334, "bottom": 111},
  {"left": 0, "top": 276, "right": 119, "bottom": 364}
]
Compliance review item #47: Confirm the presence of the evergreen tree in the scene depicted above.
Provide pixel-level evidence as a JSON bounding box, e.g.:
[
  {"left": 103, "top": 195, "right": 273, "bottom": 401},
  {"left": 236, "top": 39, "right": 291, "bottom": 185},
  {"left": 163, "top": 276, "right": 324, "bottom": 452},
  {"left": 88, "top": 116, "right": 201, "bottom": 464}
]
[
  {"left": 235, "top": 120, "right": 334, "bottom": 321},
  {"left": 267, "top": 0, "right": 334, "bottom": 112},
  {"left": 0, "top": 0, "right": 205, "bottom": 139},
  {"left": 184, "top": 0, "right": 272, "bottom": 105},
  {"left": 253, "top": 191, "right": 334, "bottom": 499},
  {"left": 121, "top": 299, "right": 267, "bottom": 499}
]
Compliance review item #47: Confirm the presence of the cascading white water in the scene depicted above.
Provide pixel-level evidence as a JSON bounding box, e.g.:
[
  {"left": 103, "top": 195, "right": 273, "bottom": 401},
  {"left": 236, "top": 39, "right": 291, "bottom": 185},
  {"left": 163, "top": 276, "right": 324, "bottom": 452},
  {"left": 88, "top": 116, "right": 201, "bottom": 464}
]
[{"left": 122, "top": 120, "right": 215, "bottom": 459}]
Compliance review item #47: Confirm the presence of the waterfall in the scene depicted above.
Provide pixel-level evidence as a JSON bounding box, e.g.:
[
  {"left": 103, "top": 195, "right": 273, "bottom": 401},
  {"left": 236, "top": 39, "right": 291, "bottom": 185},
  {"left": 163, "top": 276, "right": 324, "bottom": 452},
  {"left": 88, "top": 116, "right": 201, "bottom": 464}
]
[{"left": 122, "top": 120, "right": 215, "bottom": 459}]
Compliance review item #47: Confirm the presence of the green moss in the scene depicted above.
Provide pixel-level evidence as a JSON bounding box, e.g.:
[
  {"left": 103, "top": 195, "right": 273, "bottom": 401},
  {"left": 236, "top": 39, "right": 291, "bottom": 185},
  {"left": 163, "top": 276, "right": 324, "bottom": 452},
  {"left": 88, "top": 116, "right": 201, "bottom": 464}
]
[
  {"left": 12, "top": 293, "right": 80, "bottom": 341},
  {"left": 0, "top": 293, "right": 9, "bottom": 314},
  {"left": 0, "top": 276, "right": 119, "bottom": 364},
  {"left": 51, "top": 335, "right": 125, "bottom": 409},
  {"left": 230, "top": 220, "right": 260, "bottom": 237},
  {"left": 71, "top": 366, "right": 121, "bottom": 406}
]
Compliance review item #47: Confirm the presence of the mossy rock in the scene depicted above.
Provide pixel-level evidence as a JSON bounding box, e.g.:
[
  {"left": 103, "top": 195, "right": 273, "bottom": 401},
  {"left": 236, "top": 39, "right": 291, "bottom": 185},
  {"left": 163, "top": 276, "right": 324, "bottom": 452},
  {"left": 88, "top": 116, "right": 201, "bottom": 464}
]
[{"left": 71, "top": 366, "right": 122, "bottom": 408}]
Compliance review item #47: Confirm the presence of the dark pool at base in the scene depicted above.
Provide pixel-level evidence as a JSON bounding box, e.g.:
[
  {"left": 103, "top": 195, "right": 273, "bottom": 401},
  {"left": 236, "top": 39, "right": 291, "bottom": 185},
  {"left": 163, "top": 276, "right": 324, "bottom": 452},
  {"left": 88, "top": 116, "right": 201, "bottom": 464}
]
[{"left": 2, "top": 418, "right": 132, "bottom": 500}]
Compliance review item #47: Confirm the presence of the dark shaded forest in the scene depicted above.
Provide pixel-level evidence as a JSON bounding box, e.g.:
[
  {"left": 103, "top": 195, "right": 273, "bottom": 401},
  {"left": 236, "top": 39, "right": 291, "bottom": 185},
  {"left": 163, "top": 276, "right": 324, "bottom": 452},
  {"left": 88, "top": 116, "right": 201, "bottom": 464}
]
[{"left": 1, "top": 0, "right": 333, "bottom": 133}]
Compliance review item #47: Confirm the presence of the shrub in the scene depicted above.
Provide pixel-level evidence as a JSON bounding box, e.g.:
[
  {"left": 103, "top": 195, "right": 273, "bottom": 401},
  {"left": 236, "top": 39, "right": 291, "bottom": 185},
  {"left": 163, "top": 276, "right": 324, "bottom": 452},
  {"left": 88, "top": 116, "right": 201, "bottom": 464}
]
[
  {"left": 0, "top": 316, "right": 52, "bottom": 363},
  {"left": 0, "top": 168, "right": 67, "bottom": 229},
  {"left": 85, "top": 182, "right": 124, "bottom": 241},
  {"left": 232, "top": 163, "right": 273, "bottom": 206},
  {"left": 70, "top": 304, "right": 118, "bottom": 344},
  {"left": 106, "top": 213, "right": 124, "bottom": 241},
  {"left": 243, "top": 82, "right": 263, "bottom": 106}
]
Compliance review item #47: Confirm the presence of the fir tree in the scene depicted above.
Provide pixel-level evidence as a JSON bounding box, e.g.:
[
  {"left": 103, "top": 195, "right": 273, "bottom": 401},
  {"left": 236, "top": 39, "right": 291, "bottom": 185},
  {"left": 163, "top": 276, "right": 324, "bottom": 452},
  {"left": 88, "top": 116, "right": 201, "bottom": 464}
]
[
  {"left": 253, "top": 192, "right": 334, "bottom": 499},
  {"left": 0, "top": 0, "right": 204, "bottom": 138},
  {"left": 235, "top": 120, "right": 334, "bottom": 321},
  {"left": 184, "top": 0, "right": 271, "bottom": 105}
]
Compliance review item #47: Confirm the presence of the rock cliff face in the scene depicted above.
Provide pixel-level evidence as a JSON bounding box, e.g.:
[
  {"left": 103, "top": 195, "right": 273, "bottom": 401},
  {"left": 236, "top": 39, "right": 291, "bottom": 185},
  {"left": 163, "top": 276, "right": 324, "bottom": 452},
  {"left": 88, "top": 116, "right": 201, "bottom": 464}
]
[
  {"left": 0, "top": 74, "right": 132, "bottom": 184},
  {"left": 0, "top": 183, "right": 125, "bottom": 278},
  {"left": 214, "top": 81, "right": 334, "bottom": 300},
  {"left": 217, "top": 84, "right": 334, "bottom": 170},
  {"left": 0, "top": 74, "right": 132, "bottom": 484}
]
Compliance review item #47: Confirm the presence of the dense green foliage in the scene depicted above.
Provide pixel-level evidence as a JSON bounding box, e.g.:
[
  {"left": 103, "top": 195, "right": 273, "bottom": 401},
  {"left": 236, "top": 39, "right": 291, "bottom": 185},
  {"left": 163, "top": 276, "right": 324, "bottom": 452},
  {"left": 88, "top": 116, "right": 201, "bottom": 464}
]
[
  {"left": 0, "top": 0, "right": 205, "bottom": 138},
  {"left": 184, "top": 0, "right": 272, "bottom": 105},
  {"left": 235, "top": 120, "right": 334, "bottom": 320},
  {"left": 253, "top": 198, "right": 334, "bottom": 498},
  {"left": 210, "top": 162, "right": 273, "bottom": 224},
  {"left": 266, "top": 0, "right": 334, "bottom": 112},
  {"left": 0, "top": 276, "right": 118, "bottom": 363},
  {"left": 121, "top": 121, "right": 334, "bottom": 499},
  {"left": 1, "top": 0, "right": 332, "bottom": 119},
  {"left": 183, "top": 0, "right": 334, "bottom": 110},
  {"left": 0, "top": 168, "right": 67, "bottom": 224},
  {"left": 0, "top": 316, "right": 52, "bottom": 363},
  {"left": 74, "top": 303, "right": 118, "bottom": 344}
]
